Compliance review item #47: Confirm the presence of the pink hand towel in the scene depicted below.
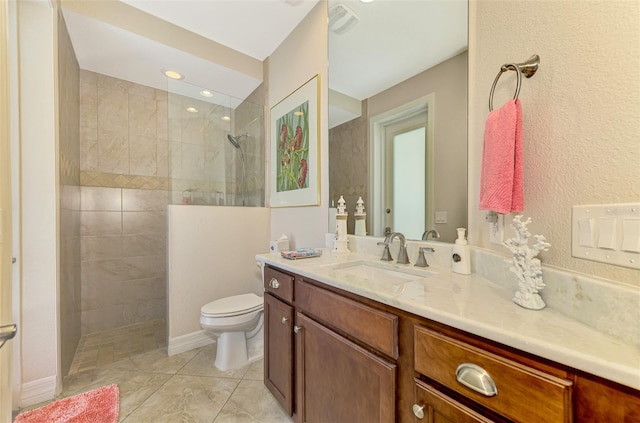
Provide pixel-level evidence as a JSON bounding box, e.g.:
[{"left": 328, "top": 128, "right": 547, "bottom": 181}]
[{"left": 479, "top": 99, "right": 524, "bottom": 214}]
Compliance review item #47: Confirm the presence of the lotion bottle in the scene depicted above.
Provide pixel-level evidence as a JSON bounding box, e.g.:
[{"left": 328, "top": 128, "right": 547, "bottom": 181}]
[{"left": 452, "top": 228, "right": 471, "bottom": 275}]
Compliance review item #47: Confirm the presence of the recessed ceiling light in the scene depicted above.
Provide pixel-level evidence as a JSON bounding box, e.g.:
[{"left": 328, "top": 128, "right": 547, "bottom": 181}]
[
  {"left": 221, "top": 116, "right": 231, "bottom": 121},
  {"left": 162, "top": 69, "right": 184, "bottom": 80},
  {"left": 186, "top": 107, "right": 198, "bottom": 113},
  {"left": 200, "top": 90, "right": 213, "bottom": 97}
]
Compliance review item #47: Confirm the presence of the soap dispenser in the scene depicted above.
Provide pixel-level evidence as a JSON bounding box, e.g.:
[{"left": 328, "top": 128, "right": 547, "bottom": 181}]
[{"left": 452, "top": 228, "right": 471, "bottom": 275}]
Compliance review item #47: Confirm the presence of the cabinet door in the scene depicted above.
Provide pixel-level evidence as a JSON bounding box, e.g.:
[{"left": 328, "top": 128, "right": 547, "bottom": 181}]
[
  {"left": 413, "top": 380, "right": 495, "bottom": 423},
  {"left": 264, "top": 293, "right": 294, "bottom": 415},
  {"left": 295, "top": 312, "right": 396, "bottom": 423}
]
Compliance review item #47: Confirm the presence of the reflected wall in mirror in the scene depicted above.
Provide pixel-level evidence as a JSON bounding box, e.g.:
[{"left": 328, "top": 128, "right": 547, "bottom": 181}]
[{"left": 328, "top": 0, "right": 468, "bottom": 243}]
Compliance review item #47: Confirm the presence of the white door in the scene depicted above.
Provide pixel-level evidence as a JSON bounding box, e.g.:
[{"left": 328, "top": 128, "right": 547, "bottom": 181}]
[
  {"left": 383, "top": 112, "right": 430, "bottom": 240},
  {"left": 0, "top": 0, "right": 16, "bottom": 420}
]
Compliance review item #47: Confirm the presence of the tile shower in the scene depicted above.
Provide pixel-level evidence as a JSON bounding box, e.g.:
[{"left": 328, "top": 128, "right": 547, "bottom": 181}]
[{"left": 69, "top": 68, "right": 264, "bottom": 374}]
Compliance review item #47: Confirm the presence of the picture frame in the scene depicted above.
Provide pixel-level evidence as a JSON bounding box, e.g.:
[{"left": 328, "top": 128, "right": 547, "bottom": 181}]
[{"left": 270, "top": 74, "right": 320, "bottom": 207}]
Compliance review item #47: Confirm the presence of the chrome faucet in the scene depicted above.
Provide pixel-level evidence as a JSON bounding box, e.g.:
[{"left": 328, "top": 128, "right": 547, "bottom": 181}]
[
  {"left": 422, "top": 229, "right": 441, "bottom": 241},
  {"left": 415, "top": 247, "right": 435, "bottom": 267},
  {"left": 389, "top": 232, "right": 410, "bottom": 264}
]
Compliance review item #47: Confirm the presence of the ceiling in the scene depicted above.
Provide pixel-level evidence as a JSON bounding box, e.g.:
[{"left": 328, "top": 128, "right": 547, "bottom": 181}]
[{"left": 61, "top": 0, "right": 467, "bottom": 110}]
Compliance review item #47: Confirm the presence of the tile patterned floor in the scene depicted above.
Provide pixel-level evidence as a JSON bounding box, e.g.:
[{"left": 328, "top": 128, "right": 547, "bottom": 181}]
[
  {"left": 18, "top": 344, "right": 292, "bottom": 423},
  {"left": 69, "top": 319, "right": 167, "bottom": 374}
]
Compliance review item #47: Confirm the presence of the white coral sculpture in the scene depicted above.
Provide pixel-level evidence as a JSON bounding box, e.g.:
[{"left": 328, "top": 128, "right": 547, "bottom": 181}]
[{"left": 504, "top": 215, "right": 551, "bottom": 310}]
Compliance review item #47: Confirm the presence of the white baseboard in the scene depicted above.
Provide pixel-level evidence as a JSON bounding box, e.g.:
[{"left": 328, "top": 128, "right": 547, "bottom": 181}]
[
  {"left": 21, "top": 375, "right": 56, "bottom": 407},
  {"left": 167, "top": 330, "right": 214, "bottom": 356}
]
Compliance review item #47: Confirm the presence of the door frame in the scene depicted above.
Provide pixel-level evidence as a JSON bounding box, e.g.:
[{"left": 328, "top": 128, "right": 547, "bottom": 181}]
[
  {"left": 369, "top": 94, "right": 435, "bottom": 237},
  {"left": 1, "top": 0, "right": 15, "bottom": 419}
]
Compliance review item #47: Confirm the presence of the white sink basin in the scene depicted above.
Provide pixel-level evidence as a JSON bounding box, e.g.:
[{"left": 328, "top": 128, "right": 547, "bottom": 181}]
[{"left": 328, "top": 260, "right": 435, "bottom": 284}]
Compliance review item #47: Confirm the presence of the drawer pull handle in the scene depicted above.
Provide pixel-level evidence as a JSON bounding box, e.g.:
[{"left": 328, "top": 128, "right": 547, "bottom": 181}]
[
  {"left": 281, "top": 317, "right": 288, "bottom": 324},
  {"left": 455, "top": 363, "right": 498, "bottom": 397},
  {"left": 269, "top": 278, "right": 280, "bottom": 289},
  {"left": 412, "top": 404, "right": 425, "bottom": 419}
]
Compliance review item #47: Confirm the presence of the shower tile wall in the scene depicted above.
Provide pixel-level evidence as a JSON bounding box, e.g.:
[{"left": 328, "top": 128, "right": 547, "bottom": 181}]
[
  {"left": 59, "top": 11, "right": 81, "bottom": 375},
  {"left": 79, "top": 70, "right": 168, "bottom": 335},
  {"left": 329, "top": 100, "right": 369, "bottom": 234}
]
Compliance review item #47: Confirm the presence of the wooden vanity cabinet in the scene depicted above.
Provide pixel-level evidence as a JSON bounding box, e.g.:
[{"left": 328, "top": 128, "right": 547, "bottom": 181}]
[
  {"left": 263, "top": 267, "right": 295, "bottom": 416},
  {"left": 263, "top": 265, "right": 640, "bottom": 423}
]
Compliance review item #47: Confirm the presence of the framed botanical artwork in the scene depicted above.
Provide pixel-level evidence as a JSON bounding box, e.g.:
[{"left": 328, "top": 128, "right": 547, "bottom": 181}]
[{"left": 270, "top": 74, "right": 320, "bottom": 207}]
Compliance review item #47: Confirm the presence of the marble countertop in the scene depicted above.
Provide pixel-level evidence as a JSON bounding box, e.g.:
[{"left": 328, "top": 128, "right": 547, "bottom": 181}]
[{"left": 256, "top": 250, "right": 640, "bottom": 391}]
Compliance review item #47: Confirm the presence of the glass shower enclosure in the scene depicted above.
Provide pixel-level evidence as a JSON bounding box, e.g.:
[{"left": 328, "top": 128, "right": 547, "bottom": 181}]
[{"left": 167, "top": 79, "right": 265, "bottom": 207}]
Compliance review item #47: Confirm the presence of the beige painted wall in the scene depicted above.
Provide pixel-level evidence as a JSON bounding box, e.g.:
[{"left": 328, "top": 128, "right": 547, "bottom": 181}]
[
  {"left": 468, "top": 1, "right": 640, "bottom": 286},
  {"left": 17, "top": 0, "right": 60, "bottom": 404},
  {"left": 268, "top": 1, "right": 329, "bottom": 249}
]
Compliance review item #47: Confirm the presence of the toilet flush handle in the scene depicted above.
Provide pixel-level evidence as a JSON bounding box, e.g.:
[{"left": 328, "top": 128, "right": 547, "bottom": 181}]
[{"left": 269, "top": 278, "right": 280, "bottom": 289}]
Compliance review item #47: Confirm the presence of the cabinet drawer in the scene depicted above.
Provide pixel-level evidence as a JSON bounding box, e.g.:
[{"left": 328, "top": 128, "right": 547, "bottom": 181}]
[
  {"left": 413, "top": 379, "right": 495, "bottom": 423},
  {"left": 296, "top": 279, "right": 398, "bottom": 359},
  {"left": 264, "top": 266, "right": 294, "bottom": 303},
  {"left": 414, "top": 326, "right": 573, "bottom": 423}
]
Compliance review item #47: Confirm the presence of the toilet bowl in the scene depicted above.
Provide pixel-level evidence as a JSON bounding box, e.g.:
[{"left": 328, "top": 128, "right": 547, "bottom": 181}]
[{"left": 200, "top": 293, "right": 264, "bottom": 371}]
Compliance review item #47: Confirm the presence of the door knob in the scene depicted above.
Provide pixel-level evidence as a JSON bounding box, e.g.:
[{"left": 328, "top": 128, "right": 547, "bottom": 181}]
[
  {"left": 269, "top": 278, "right": 280, "bottom": 289},
  {"left": 293, "top": 326, "right": 302, "bottom": 334},
  {"left": 412, "top": 404, "right": 425, "bottom": 419},
  {"left": 281, "top": 317, "right": 288, "bottom": 324}
]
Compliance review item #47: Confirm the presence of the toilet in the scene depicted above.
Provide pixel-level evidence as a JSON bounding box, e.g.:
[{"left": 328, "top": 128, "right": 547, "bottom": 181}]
[{"left": 200, "top": 293, "right": 264, "bottom": 371}]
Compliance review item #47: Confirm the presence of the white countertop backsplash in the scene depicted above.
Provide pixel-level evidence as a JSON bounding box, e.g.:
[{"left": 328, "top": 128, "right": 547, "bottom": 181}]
[{"left": 257, "top": 234, "right": 640, "bottom": 390}]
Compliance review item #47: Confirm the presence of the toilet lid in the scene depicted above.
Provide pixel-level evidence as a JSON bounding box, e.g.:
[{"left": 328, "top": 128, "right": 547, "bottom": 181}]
[{"left": 201, "top": 293, "right": 263, "bottom": 317}]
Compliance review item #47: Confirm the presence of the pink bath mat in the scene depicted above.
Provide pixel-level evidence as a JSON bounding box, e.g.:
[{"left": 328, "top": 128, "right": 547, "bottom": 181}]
[{"left": 15, "top": 384, "right": 119, "bottom": 423}]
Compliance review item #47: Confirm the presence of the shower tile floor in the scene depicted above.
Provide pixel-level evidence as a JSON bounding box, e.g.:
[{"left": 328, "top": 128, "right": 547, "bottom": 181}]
[
  {"left": 17, "top": 334, "right": 291, "bottom": 422},
  {"left": 69, "top": 319, "right": 167, "bottom": 375}
]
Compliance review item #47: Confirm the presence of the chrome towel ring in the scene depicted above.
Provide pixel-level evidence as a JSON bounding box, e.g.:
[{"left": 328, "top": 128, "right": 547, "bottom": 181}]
[{"left": 489, "top": 55, "right": 540, "bottom": 111}]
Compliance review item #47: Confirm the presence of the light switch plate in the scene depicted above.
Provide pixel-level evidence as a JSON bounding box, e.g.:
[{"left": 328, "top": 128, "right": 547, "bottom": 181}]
[
  {"left": 435, "top": 211, "right": 447, "bottom": 224},
  {"left": 572, "top": 203, "right": 640, "bottom": 270}
]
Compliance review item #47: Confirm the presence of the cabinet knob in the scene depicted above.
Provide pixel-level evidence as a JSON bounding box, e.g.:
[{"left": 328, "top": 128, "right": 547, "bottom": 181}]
[
  {"left": 455, "top": 363, "right": 498, "bottom": 397},
  {"left": 281, "top": 317, "right": 288, "bottom": 324},
  {"left": 412, "top": 404, "right": 425, "bottom": 419},
  {"left": 269, "top": 278, "right": 280, "bottom": 289},
  {"left": 293, "top": 326, "right": 302, "bottom": 334}
]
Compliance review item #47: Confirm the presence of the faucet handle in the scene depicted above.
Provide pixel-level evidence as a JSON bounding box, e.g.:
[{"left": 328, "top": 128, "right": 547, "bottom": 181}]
[
  {"left": 415, "top": 247, "right": 435, "bottom": 268},
  {"left": 378, "top": 243, "right": 393, "bottom": 261}
]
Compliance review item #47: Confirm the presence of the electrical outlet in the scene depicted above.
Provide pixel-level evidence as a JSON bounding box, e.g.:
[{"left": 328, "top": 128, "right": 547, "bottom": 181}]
[{"left": 489, "top": 214, "right": 504, "bottom": 244}]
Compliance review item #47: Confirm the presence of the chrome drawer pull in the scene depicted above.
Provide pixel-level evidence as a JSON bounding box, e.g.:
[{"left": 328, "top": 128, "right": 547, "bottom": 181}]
[
  {"left": 455, "top": 363, "right": 498, "bottom": 397},
  {"left": 412, "top": 404, "right": 425, "bottom": 419},
  {"left": 269, "top": 278, "right": 280, "bottom": 289}
]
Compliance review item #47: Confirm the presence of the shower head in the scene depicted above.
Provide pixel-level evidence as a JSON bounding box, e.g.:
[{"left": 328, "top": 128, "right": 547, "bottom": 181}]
[{"left": 227, "top": 133, "right": 248, "bottom": 149}]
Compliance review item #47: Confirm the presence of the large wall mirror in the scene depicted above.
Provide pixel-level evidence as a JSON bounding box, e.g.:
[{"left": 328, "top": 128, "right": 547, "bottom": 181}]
[{"left": 328, "top": 0, "right": 468, "bottom": 243}]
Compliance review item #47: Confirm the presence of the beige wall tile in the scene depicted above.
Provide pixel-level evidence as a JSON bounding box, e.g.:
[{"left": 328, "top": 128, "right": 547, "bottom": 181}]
[
  {"left": 80, "top": 211, "right": 122, "bottom": 236},
  {"left": 81, "top": 259, "right": 128, "bottom": 284},
  {"left": 121, "top": 234, "right": 166, "bottom": 258},
  {"left": 98, "top": 86, "right": 128, "bottom": 133},
  {"left": 129, "top": 134, "right": 157, "bottom": 176},
  {"left": 122, "top": 189, "right": 167, "bottom": 212},
  {"left": 98, "top": 129, "right": 129, "bottom": 174},
  {"left": 123, "top": 299, "right": 166, "bottom": 326},
  {"left": 81, "top": 186, "right": 122, "bottom": 211},
  {"left": 81, "top": 307, "right": 125, "bottom": 335},
  {"left": 129, "top": 94, "right": 157, "bottom": 138},
  {"left": 122, "top": 211, "right": 166, "bottom": 235},
  {"left": 128, "top": 83, "right": 156, "bottom": 99},
  {"left": 156, "top": 99, "right": 168, "bottom": 141},
  {"left": 80, "top": 126, "right": 98, "bottom": 172},
  {"left": 120, "top": 255, "right": 166, "bottom": 281},
  {"left": 80, "top": 81, "right": 97, "bottom": 129},
  {"left": 122, "top": 278, "right": 165, "bottom": 302},
  {"left": 81, "top": 279, "right": 123, "bottom": 311},
  {"left": 181, "top": 143, "right": 204, "bottom": 180},
  {"left": 81, "top": 235, "right": 123, "bottom": 261},
  {"left": 157, "top": 139, "right": 169, "bottom": 178},
  {"left": 180, "top": 117, "right": 204, "bottom": 145}
]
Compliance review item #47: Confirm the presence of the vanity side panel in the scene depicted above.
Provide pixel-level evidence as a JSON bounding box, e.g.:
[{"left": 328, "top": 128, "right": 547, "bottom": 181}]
[{"left": 574, "top": 372, "right": 640, "bottom": 422}]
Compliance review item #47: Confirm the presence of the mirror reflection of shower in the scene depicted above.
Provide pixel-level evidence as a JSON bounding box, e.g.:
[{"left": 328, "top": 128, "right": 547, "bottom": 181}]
[{"left": 227, "top": 133, "right": 248, "bottom": 206}]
